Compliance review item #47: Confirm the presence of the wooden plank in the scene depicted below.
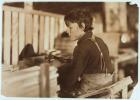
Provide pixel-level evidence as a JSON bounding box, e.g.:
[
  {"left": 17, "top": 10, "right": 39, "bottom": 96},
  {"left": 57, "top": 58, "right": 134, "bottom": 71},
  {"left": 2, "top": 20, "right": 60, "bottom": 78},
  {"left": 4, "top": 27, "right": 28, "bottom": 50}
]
[
  {"left": 19, "top": 13, "right": 25, "bottom": 55},
  {"left": 25, "top": 13, "right": 33, "bottom": 45},
  {"left": 12, "top": 12, "right": 19, "bottom": 65},
  {"left": 50, "top": 17, "right": 55, "bottom": 50},
  {"left": 39, "top": 16, "right": 45, "bottom": 53},
  {"left": 3, "top": 11, "right": 11, "bottom": 65},
  {"left": 44, "top": 16, "right": 50, "bottom": 51},
  {"left": 33, "top": 15, "right": 39, "bottom": 53},
  {"left": 3, "top": 5, "right": 64, "bottom": 18}
]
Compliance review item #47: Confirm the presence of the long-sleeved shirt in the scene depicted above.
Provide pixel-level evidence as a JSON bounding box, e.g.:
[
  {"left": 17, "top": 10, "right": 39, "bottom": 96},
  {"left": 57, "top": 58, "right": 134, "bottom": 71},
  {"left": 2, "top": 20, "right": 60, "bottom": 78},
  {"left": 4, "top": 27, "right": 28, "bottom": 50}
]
[{"left": 58, "top": 31, "right": 114, "bottom": 90}]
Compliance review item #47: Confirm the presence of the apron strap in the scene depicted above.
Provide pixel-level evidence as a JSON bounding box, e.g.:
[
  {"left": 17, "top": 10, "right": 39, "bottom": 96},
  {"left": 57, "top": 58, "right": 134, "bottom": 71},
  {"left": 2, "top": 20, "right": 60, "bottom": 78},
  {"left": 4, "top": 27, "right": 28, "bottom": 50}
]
[{"left": 88, "top": 35, "right": 107, "bottom": 74}]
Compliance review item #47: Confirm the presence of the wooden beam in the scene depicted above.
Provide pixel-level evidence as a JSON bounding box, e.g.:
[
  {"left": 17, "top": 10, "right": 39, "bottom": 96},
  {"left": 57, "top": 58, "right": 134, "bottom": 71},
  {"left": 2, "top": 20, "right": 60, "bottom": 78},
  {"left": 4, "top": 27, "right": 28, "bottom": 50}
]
[{"left": 3, "top": 5, "right": 64, "bottom": 18}]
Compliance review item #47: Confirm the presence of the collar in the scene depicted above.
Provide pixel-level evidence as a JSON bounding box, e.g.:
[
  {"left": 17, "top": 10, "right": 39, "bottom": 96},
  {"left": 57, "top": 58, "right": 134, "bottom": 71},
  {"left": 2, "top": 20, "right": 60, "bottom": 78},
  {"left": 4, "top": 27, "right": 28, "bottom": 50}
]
[{"left": 77, "top": 31, "right": 92, "bottom": 44}]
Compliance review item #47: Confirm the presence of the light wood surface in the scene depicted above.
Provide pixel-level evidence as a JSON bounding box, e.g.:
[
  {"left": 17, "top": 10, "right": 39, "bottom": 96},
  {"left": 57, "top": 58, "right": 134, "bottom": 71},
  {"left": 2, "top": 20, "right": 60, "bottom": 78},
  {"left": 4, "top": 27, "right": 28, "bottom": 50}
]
[
  {"left": 33, "top": 15, "right": 39, "bottom": 53},
  {"left": 12, "top": 12, "right": 18, "bottom": 65},
  {"left": 19, "top": 13, "right": 25, "bottom": 55},
  {"left": 3, "top": 11, "right": 11, "bottom": 65}
]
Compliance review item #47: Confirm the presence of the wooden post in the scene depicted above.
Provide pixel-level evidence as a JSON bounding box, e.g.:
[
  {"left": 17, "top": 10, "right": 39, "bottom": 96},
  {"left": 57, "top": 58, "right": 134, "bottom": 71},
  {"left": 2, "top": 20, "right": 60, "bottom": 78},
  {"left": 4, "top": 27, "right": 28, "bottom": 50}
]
[{"left": 39, "top": 63, "right": 50, "bottom": 97}]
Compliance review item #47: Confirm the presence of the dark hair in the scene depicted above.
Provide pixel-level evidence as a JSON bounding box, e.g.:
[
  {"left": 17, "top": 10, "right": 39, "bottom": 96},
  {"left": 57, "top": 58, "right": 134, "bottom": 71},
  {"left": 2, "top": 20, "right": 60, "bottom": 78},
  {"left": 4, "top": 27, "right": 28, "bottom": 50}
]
[{"left": 64, "top": 8, "right": 93, "bottom": 32}]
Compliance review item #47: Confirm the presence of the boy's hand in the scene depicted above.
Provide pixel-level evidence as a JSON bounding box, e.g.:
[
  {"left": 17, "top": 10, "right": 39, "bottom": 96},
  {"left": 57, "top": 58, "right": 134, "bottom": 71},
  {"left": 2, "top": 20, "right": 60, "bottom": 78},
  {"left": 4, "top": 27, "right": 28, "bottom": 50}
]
[{"left": 50, "top": 59, "right": 62, "bottom": 68}]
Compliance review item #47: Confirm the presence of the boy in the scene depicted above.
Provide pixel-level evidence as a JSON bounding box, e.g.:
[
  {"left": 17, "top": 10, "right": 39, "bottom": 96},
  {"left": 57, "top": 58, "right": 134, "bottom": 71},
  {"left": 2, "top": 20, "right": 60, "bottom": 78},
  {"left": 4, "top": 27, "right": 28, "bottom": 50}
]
[{"left": 54, "top": 9, "right": 114, "bottom": 97}]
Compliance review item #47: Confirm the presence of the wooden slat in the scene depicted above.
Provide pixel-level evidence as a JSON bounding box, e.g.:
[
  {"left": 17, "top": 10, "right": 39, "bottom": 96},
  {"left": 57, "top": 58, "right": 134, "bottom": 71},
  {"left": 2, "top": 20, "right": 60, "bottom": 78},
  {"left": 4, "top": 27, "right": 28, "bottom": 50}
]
[
  {"left": 54, "top": 18, "right": 59, "bottom": 38},
  {"left": 39, "top": 16, "right": 45, "bottom": 53},
  {"left": 59, "top": 17, "right": 64, "bottom": 34},
  {"left": 63, "top": 19, "right": 67, "bottom": 31},
  {"left": 44, "top": 16, "right": 50, "bottom": 51},
  {"left": 12, "top": 12, "right": 19, "bottom": 65},
  {"left": 3, "top": 5, "right": 64, "bottom": 18},
  {"left": 19, "top": 13, "right": 25, "bottom": 55},
  {"left": 25, "top": 13, "right": 33, "bottom": 44},
  {"left": 3, "top": 11, "right": 11, "bottom": 65},
  {"left": 33, "top": 15, "right": 39, "bottom": 53},
  {"left": 50, "top": 17, "right": 55, "bottom": 50}
]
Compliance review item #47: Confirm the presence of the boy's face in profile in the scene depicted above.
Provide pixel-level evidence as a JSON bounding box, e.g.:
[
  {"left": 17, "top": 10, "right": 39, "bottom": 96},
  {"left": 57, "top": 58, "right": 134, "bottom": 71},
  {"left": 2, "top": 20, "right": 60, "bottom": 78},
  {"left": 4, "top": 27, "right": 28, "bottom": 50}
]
[{"left": 67, "top": 22, "right": 85, "bottom": 40}]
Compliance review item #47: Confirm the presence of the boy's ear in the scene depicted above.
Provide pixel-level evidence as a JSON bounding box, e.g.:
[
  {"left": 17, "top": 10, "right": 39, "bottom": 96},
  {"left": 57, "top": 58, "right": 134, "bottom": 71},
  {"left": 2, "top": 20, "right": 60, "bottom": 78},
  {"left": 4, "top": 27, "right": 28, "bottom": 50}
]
[{"left": 81, "top": 23, "right": 85, "bottom": 30}]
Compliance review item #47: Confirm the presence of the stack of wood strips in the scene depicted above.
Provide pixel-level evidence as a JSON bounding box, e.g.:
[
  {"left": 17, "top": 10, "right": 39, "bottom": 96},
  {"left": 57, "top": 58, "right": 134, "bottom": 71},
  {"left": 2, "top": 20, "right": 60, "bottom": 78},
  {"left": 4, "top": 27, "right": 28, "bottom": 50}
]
[{"left": 2, "top": 65, "right": 59, "bottom": 97}]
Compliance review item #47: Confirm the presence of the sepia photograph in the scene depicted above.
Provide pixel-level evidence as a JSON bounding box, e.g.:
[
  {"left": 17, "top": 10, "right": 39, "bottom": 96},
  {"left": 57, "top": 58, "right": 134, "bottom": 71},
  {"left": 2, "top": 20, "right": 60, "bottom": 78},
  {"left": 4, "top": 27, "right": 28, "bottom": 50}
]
[{"left": 1, "top": 2, "right": 138, "bottom": 99}]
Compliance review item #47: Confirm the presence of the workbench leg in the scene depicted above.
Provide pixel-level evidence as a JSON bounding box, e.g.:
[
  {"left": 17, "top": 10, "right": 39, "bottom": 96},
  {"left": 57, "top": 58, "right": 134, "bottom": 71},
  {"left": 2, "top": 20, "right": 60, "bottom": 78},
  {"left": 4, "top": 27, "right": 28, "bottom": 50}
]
[{"left": 39, "top": 63, "right": 50, "bottom": 97}]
